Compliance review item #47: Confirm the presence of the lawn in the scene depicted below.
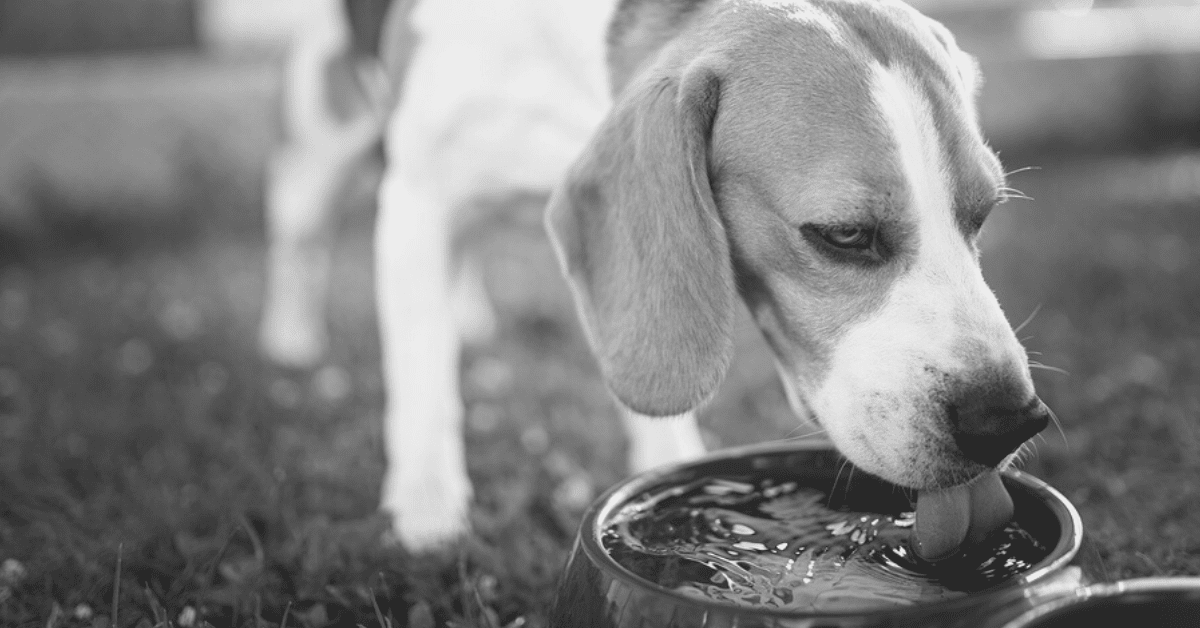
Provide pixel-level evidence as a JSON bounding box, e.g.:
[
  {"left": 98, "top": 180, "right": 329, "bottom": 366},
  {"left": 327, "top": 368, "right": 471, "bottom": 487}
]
[{"left": 0, "top": 147, "right": 1198, "bottom": 627}]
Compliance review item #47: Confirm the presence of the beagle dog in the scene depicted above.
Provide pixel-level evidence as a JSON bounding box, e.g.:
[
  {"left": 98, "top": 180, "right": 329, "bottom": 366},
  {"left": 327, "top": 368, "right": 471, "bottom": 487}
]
[{"left": 261, "top": 0, "right": 1050, "bottom": 557}]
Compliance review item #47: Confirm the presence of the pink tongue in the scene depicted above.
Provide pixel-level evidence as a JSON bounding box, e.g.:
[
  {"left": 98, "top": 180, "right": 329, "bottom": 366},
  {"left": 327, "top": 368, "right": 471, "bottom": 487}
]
[{"left": 912, "top": 471, "right": 1014, "bottom": 561}]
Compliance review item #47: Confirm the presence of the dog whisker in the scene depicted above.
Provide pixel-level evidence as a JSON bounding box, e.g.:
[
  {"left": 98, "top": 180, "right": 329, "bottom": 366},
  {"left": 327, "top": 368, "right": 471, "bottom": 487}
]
[
  {"left": 781, "top": 424, "right": 828, "bottom": 441},
  {"left": 1028, "top": 361, "right": 1070, "bottom": 376},
  {"left": 1044, "top": 403, "right": 1068, "bottom": 446},
  {"left": 841, "top": 466, "right": 857, "bottom": 505},
  {"left": 830, "top": 458, "right": 852, "bottom": 508},
  {"left": 1003, "top": 165, "right": 1042, "bottom": 177},
  {"left": 997, "top": 186, "right": 1034, "bottom": 203},
  {"left": 1009, "top": 445, "right": 1024, "bottom": 468},
  {"left": 1008, "top": 441, "right": 1036, "bottom": 469},
  {"left": 1013, "top": 303, "right": 1043, "bottom": 336}
]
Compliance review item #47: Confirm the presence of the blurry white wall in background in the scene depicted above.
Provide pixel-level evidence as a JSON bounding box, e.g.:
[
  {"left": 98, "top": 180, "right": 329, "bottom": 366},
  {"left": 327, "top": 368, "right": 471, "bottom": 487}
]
[
  {"left": 198, "top": 0, "right": 349, "bottom": 53},
  {"left": 1020, "top": 3, "right": 1200, "bottom": 59}
]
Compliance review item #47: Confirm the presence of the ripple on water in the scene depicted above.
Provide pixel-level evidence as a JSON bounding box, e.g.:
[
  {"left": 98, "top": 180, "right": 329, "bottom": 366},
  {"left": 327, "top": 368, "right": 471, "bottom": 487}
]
[{"left": 602, "top": 474, "right": 1049, "bottom": 613}]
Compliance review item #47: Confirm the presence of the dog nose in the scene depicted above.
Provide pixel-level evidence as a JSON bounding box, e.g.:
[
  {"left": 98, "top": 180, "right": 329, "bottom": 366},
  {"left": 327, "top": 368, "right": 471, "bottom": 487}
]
[{"left": 949, "top": 392, "right": 1051, "bottom": 468}]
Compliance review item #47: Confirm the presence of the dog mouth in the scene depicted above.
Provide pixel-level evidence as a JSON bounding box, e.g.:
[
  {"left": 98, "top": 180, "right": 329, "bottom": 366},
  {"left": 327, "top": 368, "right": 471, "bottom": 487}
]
[
  {"left": 883, "top": 438, "right": 1016, "bottom": 561},
  {"left": 799, "top": 387, "right": 1020, "bottom": 559},
  {"left": 912, "top": 470, "right": 1014, "bottom": 561},
  {"left": 820, "top": 420, "right": 1013, "bottom": 561},
  {"left": 909, "top": 430, "right": 997, "bottom": 488}
]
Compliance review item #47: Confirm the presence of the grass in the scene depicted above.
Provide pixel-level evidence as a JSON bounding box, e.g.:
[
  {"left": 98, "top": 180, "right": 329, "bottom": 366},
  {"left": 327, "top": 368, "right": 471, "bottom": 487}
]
[
  {"left": 981, "top": 151, "right": 1200, "bottom": 582},
  {"left": 0, "top": 148, "right": 1198, "bottom": 627}
]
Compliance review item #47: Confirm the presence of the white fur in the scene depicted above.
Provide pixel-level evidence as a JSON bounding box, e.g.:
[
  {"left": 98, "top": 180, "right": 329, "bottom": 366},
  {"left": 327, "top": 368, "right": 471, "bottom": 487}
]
[
  {"left": 622, "top": 411, "right": 708, "bottom": 474},
  {"left": 374, "top": 0, "right": 625, "bottom": 548},
  {"left": 762, "top": 0, "right": 847, "bottom": 45},
  {"left": 391, "top": 0, "right": 611, "bottom": 197},
  {"left": 259, "top": 0, "right": 383, "bottom": 367},
  {"left": 260, "top": 0, "right": 629, "bottom": 550},
  {"left": 375, "top": 173, "right": 475, "bottom": 547},
  {"left": 808, "top": 64, "right": 1032, "bottom": 488},
  {"left": 262, "top": 0, "right": 1022, "bottom": 550},
  {"left": 450, "top": 256, "right": 497, "bottom": 347}
]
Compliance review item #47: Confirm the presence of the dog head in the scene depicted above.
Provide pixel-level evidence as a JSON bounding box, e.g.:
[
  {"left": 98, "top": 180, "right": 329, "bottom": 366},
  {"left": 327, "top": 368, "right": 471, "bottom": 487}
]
[{"left": 546, "top": 0, "right": 1048, "bottom": 490}]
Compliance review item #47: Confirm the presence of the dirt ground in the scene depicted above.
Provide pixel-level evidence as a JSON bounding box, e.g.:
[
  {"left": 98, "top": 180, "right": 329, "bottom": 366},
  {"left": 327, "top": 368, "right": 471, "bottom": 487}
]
[{"left": 1, "top": 148, "right": 1198, "bottom": 626}]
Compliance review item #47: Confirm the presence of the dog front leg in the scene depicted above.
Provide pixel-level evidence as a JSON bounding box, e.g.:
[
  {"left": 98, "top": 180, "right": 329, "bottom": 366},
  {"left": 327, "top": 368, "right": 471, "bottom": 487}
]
[
  {"left": 259, "top": 145, "right": 345, "bottom": 368},
  {"left": 375, "top": 172, "right": 473, "bottom": 550},
  {"left": 259, "top": 25, "right": 382, "bottom": 368},
  {"left": 622, "top": 409, "right": 708, "bottom": 473}
]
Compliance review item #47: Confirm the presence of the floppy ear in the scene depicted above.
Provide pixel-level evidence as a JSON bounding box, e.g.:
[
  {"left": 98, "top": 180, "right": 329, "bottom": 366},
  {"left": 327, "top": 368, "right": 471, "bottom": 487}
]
[
  {"left": 925, "top": 19, "right": 982, "bottom": 100},
  {"left": 546, "top": 64, "right": 735, "bottom": 417}
]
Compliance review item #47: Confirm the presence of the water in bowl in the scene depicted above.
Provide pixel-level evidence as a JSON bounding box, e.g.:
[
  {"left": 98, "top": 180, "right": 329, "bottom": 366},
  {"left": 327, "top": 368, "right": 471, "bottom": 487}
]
[{"left": 602, "top": 472, "right": 1050, "bottom": 613}]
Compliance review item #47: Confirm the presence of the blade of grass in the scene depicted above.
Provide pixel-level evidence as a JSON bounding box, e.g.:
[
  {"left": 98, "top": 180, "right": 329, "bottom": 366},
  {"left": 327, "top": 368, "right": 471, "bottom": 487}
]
[
  {"left": 112, "top": 543, "right": 123, "bottom": 628},
  {"left": 280, "top": 600, "right": 293, "bottom": 628},
  {"left": 143, "top": 583, "right": 165, "bottom": 625},
  {"left": 370, "top": 589, "right": 389, "bottom": 628},
  {"left": 201, "top": 528, "right": 240, "bottom": 587}
]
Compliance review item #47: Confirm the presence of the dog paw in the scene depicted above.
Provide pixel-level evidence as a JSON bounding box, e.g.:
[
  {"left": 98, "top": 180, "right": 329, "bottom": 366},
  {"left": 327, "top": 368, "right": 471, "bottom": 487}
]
[{"left": 380, "top": 457, "right": 474, "bottom": 551}]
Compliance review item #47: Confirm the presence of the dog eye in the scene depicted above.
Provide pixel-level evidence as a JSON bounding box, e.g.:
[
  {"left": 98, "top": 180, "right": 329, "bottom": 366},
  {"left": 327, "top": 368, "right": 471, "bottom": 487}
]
[
  {"left": 799, "top": 223, "right": 887, "bottom": 264},
  {"left": 820, "top": 225, "right": 875, "bottom": 250}
]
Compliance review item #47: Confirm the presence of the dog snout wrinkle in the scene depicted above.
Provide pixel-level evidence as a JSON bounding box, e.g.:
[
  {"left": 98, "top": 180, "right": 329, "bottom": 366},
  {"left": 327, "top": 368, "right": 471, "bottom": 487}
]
[{"left": 949, "top": 392, "right": 1049, "bottom": 467}]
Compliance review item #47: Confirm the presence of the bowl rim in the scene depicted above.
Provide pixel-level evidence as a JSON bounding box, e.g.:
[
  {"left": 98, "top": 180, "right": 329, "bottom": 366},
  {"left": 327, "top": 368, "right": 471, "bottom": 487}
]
[
  {"left": 577, "top": 439, "right": 1084, "bottom": 620},
  {"left": 997, "top": 577, "right": 1200, "bottom": 628}
]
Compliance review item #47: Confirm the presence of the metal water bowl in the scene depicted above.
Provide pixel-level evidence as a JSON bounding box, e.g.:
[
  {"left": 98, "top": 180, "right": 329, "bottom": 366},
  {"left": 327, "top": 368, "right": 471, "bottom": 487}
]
[
  {"left": 550, "top": 441, "right": 1084, "bottom": 628},
  {"left": 999, "top": 577, "right": 1200, "bottom": 628}
]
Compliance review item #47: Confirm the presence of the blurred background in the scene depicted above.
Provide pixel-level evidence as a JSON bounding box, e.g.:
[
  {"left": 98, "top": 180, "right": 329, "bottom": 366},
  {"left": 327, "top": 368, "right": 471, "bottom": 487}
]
[{"left": 1, "top": 1, "right": 1198, "bottom": 627}]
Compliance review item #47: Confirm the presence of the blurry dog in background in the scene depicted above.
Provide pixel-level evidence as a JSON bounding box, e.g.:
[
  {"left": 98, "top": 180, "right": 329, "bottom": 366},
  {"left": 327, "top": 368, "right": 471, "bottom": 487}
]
[
  {"left": 261, "top": 0, "right": 1049, "bottom": 555},
  {"left": 258, "top": 0, "right": 401, "bottom": 368}
]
